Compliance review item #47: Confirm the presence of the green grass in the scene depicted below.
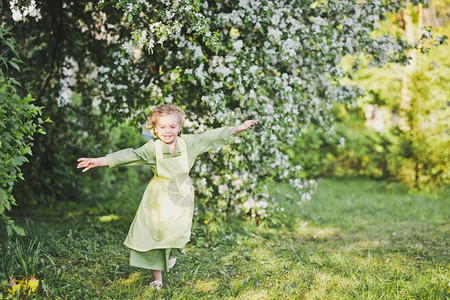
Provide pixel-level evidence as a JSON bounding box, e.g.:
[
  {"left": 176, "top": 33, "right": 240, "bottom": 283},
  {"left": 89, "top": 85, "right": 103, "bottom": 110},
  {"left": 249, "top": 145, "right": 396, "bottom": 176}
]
[{"left": 3, "top": 178, "right": 449, "bottom": 299}]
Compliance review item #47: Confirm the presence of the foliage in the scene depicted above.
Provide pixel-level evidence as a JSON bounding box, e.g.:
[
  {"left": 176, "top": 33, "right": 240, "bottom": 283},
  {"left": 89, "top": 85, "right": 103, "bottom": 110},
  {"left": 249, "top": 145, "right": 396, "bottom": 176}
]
[
  {"left": 285, "top": 120, "right": 393, "bottom": 180},
  {"left": 334, "top": 1, "right": 450, "bottom": 188},
  {"left": 2, "top": 178, "right": 448, "bottom": 298},
  {"left": 284, "top": 1, "right": 449, "bottom": 189},
  {"left": 398, "top": 69, "right": 450, "bottom": 187},
  {"left": 0, "top": 26, "right": 48, "bottom": 236},
  {"left": 289, "top": 107, "right": 448, "bottom": 188},
  {"left": 1, "top": 0, "right": 434, "bottom": 220},
  {"left": 6, "top": 2, "right": 124, "bottom": 205},
  {"left": 283, "top": 125, "right": 338, "bottom": 179}
]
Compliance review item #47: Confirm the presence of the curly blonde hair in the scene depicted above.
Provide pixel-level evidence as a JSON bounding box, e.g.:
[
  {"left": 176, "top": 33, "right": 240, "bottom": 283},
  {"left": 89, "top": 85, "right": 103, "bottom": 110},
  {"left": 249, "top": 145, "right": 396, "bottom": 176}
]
[{"left": 150, "top": 105, "right": 185, "bottom": 136}]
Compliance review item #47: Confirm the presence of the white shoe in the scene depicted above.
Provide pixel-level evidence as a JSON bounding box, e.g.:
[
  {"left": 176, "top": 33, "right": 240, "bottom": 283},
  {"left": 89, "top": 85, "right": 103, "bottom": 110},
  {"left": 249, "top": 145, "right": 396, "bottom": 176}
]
[
  {"left": 168, "top": 256, "right": 177, "bottom": 269},
  {"left": 149, "top": 280, "right": 163, "bottom": 290}
]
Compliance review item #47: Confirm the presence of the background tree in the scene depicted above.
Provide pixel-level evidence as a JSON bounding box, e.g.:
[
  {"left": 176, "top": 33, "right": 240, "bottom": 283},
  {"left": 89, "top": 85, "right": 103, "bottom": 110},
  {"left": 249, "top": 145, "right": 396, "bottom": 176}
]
[
  {"left": 2, "top": 1, "right": 129, "bottom": 205},
  {"left": 331, "top": 0, "right": 449, "bottom": 188},
  {"left": 289, "top": 0, "right": 449, "bottom": 189}
]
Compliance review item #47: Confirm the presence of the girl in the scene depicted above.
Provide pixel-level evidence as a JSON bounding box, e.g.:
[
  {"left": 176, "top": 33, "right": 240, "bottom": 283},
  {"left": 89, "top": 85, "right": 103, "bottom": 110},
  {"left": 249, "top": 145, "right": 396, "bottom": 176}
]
[{"left": 77, "top": 105, "right": 257, "bottom": 289}]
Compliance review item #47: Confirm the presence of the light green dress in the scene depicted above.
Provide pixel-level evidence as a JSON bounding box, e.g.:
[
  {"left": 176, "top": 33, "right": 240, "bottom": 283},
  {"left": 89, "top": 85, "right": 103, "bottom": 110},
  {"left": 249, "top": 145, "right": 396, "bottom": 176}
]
[{"left": 106, "top": 127, "right": 233, "bottom": 271}]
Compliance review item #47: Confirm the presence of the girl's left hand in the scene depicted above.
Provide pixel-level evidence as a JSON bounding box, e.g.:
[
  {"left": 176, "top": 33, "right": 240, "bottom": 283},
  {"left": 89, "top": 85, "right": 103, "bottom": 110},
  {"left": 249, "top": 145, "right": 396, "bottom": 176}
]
[
  {"left": 241, "top": 120, "right": 258, "bottom": 130},
  {"left": 232, "top": 120, "right": 258, "bottom": 135}
]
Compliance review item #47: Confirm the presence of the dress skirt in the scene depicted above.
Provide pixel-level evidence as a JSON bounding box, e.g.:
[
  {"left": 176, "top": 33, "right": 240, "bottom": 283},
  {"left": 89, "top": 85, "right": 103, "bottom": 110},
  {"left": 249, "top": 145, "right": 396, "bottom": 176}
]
[{"left": 129, "top": 248, "right": 183, "bottom": 272}]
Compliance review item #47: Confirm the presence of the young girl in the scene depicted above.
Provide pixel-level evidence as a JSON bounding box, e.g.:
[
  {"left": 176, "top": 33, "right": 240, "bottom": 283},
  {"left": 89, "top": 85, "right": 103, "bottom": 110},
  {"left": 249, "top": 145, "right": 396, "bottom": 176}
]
[{"left": 77, "top": 105, "right": 257, "bottom": 289}]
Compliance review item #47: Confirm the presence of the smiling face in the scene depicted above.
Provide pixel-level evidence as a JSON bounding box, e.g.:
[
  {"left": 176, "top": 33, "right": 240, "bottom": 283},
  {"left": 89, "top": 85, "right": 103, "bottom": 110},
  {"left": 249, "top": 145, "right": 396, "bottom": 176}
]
[{"left": 154, "top": 113, "right": 181, "bottom": 145}]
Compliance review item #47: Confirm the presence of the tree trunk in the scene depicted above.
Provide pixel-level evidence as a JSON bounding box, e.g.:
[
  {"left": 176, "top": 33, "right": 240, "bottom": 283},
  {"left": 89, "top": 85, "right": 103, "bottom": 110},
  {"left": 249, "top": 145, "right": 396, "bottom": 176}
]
[
  {"left": 399, "top": 5, "right": 416, "bottom": 131},
  {"left": 423, "top": 0, "right": 440, "bottom": 26}
]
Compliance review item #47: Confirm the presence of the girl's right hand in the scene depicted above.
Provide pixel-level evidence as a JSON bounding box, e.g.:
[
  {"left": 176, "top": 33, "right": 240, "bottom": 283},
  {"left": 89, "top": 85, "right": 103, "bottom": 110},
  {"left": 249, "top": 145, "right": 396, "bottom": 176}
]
[{"left": 77, "top": 157, "right": 108, "bottom": 172}]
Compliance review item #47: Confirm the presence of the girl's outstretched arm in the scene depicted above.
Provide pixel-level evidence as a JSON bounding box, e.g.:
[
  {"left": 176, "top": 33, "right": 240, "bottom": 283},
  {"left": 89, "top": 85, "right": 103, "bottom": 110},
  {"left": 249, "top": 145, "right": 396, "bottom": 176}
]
[
  {"left": 77, "top": 157, "right": 109, "bottom": 172},
  {"left": 231, "top": 120, "right": 258, "bottom": 135}
]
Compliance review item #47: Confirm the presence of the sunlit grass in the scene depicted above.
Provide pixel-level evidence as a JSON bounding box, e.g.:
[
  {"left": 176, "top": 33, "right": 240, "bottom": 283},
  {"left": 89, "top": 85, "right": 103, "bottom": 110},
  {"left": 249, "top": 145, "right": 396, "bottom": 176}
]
[
  {"left": 294, "top": 222, "right": 341, "bottom": 239},
  {"left": 193, "top": 278, "right": 218, "bottom": 293},
  {"left": 2, "top": 178, "right": 448, "bottom": 299},
  {"left": 98, "top": 214, "right": 120, "bottom": 222},
  {"left": 114, "top": 271, "right": 143, "bottom": 286}
]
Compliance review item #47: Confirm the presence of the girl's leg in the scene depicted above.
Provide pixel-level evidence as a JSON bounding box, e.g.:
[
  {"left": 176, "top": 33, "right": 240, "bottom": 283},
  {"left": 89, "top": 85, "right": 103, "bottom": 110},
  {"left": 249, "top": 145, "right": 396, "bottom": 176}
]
[{"left": 151, "top": 270, "right": 163, "bottom": 282}]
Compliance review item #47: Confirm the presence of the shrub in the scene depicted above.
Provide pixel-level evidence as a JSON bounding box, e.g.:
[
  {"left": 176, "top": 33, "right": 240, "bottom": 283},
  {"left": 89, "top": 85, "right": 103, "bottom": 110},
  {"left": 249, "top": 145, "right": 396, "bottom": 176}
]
[{"left": 0, "top": 27, "right": 48, "bottom": 236}]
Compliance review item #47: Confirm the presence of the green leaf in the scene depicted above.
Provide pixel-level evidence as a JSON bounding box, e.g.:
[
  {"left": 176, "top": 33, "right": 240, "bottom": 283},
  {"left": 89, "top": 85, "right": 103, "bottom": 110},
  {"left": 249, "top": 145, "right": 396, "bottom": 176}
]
[
  {"left": 0, "top": 189, "right": 8, "bottom": 214},
  {"left": 193, "top": 0, "right": 200, "bottom": 12},
  {"left": 10, "top": 57, "right": 23, "bottom": 64},
  {"left": 6, "top": 225, "right": 12, "bottom": 237},
  {"left": 12, "top": 223, "right": 26, "bottom": 236},
  {"left": 310, "top": 0, "right": 326, "bottom": 9},
  {"left": 9, "top": 78, "right": 21, "bottom": 86},
  {"left": 4, "top": 38, "right": 16, "bottom": 52},
  {"left": 127, "top": 13, "right": 133, "bottom": 22}
]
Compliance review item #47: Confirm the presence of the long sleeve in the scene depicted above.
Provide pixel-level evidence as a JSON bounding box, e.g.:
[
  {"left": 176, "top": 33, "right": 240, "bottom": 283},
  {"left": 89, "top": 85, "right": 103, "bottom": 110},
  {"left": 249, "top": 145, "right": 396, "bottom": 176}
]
[
  {"left": 183, "top": 126, "right": 234, "bottom": 165},
  {"left": 106, "top": 127, "right": 233, "bottom": 169},
  {"left": 106, "top": 140, "right": 156, "bottom": 168}
]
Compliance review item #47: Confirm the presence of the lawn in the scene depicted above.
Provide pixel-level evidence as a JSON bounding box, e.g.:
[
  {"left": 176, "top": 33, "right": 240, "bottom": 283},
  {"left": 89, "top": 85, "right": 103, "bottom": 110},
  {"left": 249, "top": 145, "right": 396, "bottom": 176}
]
[{"left": 2, "top": 178, "right": 449, "bottom": 299}]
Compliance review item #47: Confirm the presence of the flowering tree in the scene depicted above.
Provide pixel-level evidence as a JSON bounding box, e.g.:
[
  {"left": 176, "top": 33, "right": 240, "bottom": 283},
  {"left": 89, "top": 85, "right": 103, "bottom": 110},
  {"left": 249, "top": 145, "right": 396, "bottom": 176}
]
[
  {"left": 100, "top": 0, "right": 429, "bottom": 221},
  {"left": 2, "top": 0, "right": 431, "bottom": 222}
]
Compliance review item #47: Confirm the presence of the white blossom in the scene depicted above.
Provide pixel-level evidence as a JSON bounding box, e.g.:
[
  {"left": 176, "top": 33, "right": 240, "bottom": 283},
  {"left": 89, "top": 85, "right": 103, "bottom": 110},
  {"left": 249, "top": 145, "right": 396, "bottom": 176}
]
[{"left": 233, "top": 40, "right": 244, "bottom": 52}]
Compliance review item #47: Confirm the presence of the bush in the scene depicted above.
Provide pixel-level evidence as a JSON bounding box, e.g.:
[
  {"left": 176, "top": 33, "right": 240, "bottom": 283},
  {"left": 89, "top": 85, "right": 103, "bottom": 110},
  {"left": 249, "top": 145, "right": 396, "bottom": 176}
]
[
  {"left": 0, "top": 27, "right": 48, "bottom": 236},
  {"left": 287, "top": 115, "right": 448, "bottom": 190},
  {"left": 331, "top": 125, "right": 394, "bottom": 180},
  {"left": 285, "top": 123, "right": 391, "bottom": 180},
  {"left": 283, "top": 125, "right": 338, "bottom": 179}
]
